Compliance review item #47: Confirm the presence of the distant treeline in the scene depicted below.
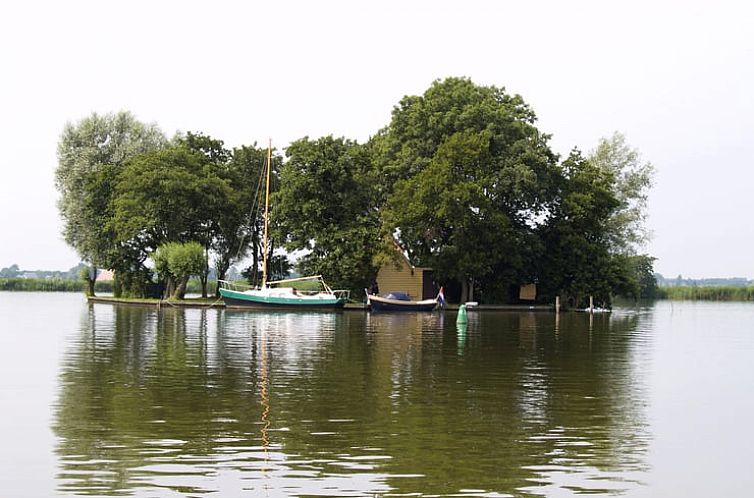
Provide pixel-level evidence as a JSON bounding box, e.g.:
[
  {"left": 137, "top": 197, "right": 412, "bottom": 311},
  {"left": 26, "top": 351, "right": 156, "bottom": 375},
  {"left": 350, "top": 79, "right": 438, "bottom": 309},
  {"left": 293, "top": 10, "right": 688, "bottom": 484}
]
[
  {"left": 0, "top": 278, "right": 111, "bottom": 292},
  {"left": 656, "top": 274, "right": 752, "bottom": 288},
  {"left": 0, "top": 278, "right": 213, "bottom": 295},
  {"left": 657, "top": 286, "right": 754, "bottom": 301}
]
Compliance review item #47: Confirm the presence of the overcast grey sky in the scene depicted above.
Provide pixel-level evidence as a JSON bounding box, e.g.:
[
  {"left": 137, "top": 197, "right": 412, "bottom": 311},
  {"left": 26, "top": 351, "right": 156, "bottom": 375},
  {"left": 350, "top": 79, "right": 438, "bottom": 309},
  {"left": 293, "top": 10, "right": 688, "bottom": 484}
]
[{"left": 1, "top": 0, "right": 752, "bottom": 278}]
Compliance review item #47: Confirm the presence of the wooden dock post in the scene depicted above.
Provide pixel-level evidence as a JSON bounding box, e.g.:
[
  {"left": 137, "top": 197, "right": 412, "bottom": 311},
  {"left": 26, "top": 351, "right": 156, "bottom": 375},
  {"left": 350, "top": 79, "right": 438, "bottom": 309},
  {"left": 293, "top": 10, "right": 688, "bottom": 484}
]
[{"left": 555, "top": 295, "right": 560, "bottom": 313}]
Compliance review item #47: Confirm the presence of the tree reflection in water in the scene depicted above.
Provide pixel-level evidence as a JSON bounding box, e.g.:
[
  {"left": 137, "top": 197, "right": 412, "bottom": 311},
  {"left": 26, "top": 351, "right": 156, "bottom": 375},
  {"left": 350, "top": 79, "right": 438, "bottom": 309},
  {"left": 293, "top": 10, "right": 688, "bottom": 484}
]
[{"left": 54, "top": 305, "right": 650, "bottom": 497}]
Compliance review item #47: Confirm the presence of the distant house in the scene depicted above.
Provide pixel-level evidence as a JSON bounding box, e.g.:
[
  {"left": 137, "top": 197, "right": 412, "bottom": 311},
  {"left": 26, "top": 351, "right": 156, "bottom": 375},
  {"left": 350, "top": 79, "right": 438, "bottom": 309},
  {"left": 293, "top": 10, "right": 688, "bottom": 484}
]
[
  {"left": 375, "top": 249, "right": 439, "bottom": 301},
  {"left": 96, "top": 269, "right": 114, "bottom": 281}
]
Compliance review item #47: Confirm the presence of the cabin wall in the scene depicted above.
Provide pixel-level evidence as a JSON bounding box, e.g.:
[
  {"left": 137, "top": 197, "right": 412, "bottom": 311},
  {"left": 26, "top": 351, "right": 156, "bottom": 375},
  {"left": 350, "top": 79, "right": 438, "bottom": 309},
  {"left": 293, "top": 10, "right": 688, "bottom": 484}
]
[
  {"left": 376, "top": 260, "right": 425, "bottom": 301},
  {"left": 519, "top": 283, "right": 537, "bottom": 301}
]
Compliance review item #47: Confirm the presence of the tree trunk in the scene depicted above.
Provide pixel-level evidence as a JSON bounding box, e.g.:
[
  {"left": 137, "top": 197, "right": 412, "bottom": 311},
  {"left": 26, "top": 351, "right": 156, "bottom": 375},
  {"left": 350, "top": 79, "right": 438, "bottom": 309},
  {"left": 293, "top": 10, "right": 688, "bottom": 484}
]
[
  {"left": 200, "top": 273, "right": 208, "bottom": 298},
  {"left": 164, "top": 276, "right": 175, "bottom": 300},
  {"left": 215, "top": 260, "right": 229, "bottom": 298},
  {"left": 460, "top": 279, "right": 468, "bottom": 304},
  {"left": 86, "top": 277, "right": 96, "bottom": 297},
  {"left": 200, "top": 247, "right": 209, "bottom": 298},
  {"left": 113, "top": 271, "right": 122, "bottom": 298},
  {"left": 174, "top": 276, "right": 189, "bottom": 299}
]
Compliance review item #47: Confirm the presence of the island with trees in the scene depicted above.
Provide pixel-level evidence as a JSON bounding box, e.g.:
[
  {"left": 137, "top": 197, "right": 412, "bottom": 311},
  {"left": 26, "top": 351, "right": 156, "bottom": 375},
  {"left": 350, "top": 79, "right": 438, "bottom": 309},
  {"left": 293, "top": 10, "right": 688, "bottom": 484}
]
[{"left": 54, "top": 77, "right": 656, "bottom": 307}]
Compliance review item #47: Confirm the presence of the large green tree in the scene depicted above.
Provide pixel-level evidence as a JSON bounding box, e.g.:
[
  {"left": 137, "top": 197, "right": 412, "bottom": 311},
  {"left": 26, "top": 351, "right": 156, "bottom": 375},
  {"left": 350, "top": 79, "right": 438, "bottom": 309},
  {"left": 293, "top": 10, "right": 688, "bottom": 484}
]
[
  {"left": 55, "top": 111, "right": 168, "bottom": 293},
  {"left": 375, "top": 77, "right": 559, "bottom": 301},
  {"left": 537, "top": 150, "right": 624, "bottom": 307},
  {"left": 273, "top": 136, "right": 381, "bottom": 294},
  {"left": 174, "top": 132, "right": 234, "bottom": 296},
  {"left": 111, "top": 145, "right": 234, "bottom": 295}
]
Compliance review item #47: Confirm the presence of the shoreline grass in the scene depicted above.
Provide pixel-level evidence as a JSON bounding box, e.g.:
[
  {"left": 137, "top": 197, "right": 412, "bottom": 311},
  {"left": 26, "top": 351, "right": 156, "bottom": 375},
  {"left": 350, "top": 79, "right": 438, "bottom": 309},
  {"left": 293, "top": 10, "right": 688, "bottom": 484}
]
[
  {"left": 657, "top": 286, "right": 754, "bottom": 301},
  {"left": 0, "top": 277, "right": 112, "bottom": 292}
]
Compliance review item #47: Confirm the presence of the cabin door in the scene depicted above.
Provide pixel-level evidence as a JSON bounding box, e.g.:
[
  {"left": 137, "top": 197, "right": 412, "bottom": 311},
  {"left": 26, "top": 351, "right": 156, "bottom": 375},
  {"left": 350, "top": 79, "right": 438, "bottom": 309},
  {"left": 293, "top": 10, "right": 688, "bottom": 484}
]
[{"left": 421, "top": 270, "right": 439, "bottom": 300}]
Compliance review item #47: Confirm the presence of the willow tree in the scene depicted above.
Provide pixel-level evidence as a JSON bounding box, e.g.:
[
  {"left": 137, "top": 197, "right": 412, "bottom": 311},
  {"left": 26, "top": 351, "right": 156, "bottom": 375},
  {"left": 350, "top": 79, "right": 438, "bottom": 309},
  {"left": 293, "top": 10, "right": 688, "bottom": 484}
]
[
  {"left": 152, "top": 241, "right": 207, "bottom": 299},
  {"left": 55, "top": 111, "right": 168, "bottom": 294},
  {"left": 589, "top": 132, "right": 654, "bottom": 255},
  {"left": 375, "top": 77, "right": 559, "bottom": 302}
]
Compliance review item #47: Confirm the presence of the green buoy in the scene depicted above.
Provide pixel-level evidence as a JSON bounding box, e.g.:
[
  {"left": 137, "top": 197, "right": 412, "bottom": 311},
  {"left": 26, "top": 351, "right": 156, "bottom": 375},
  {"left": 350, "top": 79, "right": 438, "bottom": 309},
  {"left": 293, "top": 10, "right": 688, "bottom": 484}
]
[{"left": 457, "top": 303, "right": 468, "bottom": 324}]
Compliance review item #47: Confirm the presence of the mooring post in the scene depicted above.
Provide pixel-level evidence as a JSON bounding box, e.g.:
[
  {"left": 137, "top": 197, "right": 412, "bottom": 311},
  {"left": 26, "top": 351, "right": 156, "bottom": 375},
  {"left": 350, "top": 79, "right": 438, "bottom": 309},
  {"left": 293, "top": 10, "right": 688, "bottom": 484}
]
[
  {"left": 589, "top": 295, "right": 594, "bottom": 314},
  {"left": 555, "top": 295, "right": 560, "bottom": 314}
]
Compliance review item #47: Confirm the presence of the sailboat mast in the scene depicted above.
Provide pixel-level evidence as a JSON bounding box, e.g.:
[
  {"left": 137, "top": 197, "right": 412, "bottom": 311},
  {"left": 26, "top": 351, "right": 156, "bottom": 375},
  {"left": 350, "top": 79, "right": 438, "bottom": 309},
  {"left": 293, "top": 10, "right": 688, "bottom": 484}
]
[{"left": 261, "top": 140, "right": 272, "bottom": 288}]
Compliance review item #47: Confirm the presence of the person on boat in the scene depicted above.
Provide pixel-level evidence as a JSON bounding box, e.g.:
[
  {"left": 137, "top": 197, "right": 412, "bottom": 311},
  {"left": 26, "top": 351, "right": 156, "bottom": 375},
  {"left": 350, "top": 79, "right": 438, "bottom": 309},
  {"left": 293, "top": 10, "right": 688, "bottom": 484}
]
[
  {"left": 369, "top": 281, "right": 379, "bottom": 295},
  {"left": 292, "top": 287, "right": 298, "bottom": 295}
]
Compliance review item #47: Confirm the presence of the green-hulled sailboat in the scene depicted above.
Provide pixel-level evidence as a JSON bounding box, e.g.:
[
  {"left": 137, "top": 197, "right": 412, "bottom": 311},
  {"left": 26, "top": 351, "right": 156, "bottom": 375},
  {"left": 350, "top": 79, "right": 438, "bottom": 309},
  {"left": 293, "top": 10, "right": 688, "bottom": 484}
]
[{"left": 218, "top": 142, "right": 349, "bottom": 310}]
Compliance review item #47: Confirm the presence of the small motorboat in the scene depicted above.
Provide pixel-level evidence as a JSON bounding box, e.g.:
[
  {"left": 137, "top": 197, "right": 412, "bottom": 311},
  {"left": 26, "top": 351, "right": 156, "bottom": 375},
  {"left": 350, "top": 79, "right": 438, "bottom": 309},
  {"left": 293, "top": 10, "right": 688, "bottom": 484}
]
[{"left": 367, "top": 289, "right": 444, "bottom": 312}]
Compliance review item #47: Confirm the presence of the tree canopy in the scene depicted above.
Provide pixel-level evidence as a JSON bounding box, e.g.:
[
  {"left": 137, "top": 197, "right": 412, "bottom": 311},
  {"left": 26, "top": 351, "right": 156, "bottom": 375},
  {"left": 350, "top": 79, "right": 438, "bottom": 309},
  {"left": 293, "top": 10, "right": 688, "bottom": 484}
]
[
  {"left": 55, "top": 78, "right": 655, "bottom": 305},
  {"left": 273, "top": 136, "right": 381, "bottom": 293},
  {"left": 376, "top": 77, "right": 560, "bottom": 301},
  {"left": 589, "top": 132, "right": 654, "bottom": 254},
  {"left": 55, "top": 111, "right": 168, "bottom": 278}
]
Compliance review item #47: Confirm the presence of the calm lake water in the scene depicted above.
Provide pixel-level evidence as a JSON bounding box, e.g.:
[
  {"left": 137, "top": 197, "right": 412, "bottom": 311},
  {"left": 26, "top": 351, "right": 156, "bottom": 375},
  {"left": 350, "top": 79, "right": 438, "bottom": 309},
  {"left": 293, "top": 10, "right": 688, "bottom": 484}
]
[{"left": 1, "top": 292, "right": 753, "bottom": 497}]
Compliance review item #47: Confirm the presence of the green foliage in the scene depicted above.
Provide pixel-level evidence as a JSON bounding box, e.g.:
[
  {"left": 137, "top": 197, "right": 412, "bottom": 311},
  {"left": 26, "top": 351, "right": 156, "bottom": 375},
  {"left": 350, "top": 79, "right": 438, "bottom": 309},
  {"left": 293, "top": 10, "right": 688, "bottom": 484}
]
[
  {"left": 374, "top": 77, "right": 557, "bottom": 203},
  {"left": 168, "top": 242, "right": 207, "bottom": 281},
  {"left": 0, "top": 278, "right": 112, "bottom": 293},
  {"left": 78, "top": 264, "right": 97, "bottom": 296},
  {"left": 113, "top": 146, "right": 233, "bottom": 251},
  {"left": 215, "top": 143, "right": 277, "bottom": 290},
  {"left": 658, "top": 286, "right": 754, "bottom": 301},
  {"left": 627, "top": 255, "right": 659, "bottom": 299},
  {"left": 589, "top": 132, "right": 654, "bottom": 254},
  {"left": 52, "top": 83, "right": 656, "bottom": 305},
  {"left": 385, "top": 131, "right": 515, "bottom": 283},
  {"left": 376, "top": 77, "right": 559, "bottom": 301},
  {"left": 0, "top": 277, "right": 81, "bottom": 291},
  {"left": 152, "top": 242, "right": 207, "bottom": 299},
  {"left": 536, "top": 150, "right": 622, "bottom": 307},
  {"left": 55, "top": 111, "right": 168, "bottom": 274},
  {"left": 112, "top": 267, "right": 157, "bottom": 298},
  {"left": 175, "top": 131, "right": 232, "bottom": 164},
  {"left": 273, "top": 136, "right": 381, "bottom": 293}
]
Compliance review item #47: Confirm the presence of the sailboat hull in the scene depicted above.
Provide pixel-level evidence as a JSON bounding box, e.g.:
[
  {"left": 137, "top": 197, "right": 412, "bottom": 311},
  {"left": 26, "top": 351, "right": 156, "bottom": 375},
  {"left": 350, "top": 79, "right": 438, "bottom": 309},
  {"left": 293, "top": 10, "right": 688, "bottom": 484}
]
[{"left": 219, "top": 288, "right": 347, "bottom": 310}]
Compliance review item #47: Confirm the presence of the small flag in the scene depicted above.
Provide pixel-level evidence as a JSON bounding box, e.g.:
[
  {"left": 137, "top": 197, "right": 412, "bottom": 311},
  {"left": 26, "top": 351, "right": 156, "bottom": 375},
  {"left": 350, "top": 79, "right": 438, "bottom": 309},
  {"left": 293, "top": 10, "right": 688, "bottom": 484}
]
[{"left": 437, "top": 287, "right": 445, "bottom": 308}]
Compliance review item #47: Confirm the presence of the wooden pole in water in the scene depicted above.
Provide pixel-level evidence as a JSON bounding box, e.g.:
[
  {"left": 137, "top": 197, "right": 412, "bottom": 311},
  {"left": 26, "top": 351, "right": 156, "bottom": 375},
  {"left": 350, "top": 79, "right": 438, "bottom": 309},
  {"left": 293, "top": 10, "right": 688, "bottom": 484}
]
[
  {"left": 589, "top": 295, "right": 594, "bottom": 313},
  {"left": 555, "top": 295, "right": 560, "bottom": 313}
]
